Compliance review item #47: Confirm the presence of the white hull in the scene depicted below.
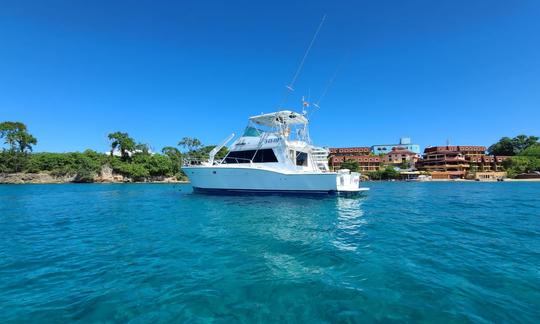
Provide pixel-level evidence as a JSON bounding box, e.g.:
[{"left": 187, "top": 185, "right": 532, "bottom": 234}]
[
  {"left": 183, "top": 166, "right": 366, "bottom": 194},
  {"left": 181, "top": 110, "right": 369, "bottom": 196}
]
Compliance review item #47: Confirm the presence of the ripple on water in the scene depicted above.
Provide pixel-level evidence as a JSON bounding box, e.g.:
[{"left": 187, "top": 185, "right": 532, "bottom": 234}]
[{"left": 0, "top": 182, "right": 539, "bottom": 322}]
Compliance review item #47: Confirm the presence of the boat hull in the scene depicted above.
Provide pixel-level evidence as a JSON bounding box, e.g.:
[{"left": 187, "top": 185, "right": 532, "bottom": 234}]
[{"left": 183, "top": 166, "right": 365, "bottom": 195}]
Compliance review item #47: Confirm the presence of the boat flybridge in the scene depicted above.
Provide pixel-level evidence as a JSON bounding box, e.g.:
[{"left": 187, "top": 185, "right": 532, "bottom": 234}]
[{"left": 182, "top": 110, "right": 369, "bottom": 195}]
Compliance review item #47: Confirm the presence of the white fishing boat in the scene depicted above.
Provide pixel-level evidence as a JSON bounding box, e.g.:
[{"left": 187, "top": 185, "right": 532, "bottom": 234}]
[{"left": 182, "top": 110, "right": 369, "bottom": 195}]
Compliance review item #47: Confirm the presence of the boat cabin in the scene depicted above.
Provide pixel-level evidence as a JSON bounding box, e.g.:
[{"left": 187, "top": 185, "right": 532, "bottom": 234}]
[{"left": 220, "top": 111, "right": 326, "bottom": 172}]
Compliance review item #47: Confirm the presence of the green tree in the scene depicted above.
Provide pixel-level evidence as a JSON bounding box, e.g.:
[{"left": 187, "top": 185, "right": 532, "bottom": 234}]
[
  {"left": 399, "top": 161, "right": 411, "bottom": 170},
  {"left": 340, "top": 159, "right": 360, "bottom": 172},
  {"left": 381, "top": 166, "right": 400, "bottom": 180},
  {"left": 131, "top": 154, "right": 174, "bottom": 177},
  {"left": 162, "top": 146, "right": 181, "bottom": 157},
  {"left": 135, "top": 143, "right": 151, "bottom": 155},
  {"left": 488, "top": 135, "right": 539, "bottom": 156},
  {"left": 488, "top": 137, "right": 514, "bottom": 155},
  {"left": 190, "top": 145, "right": 229, "bottom": 160},
  {"left": 0, "top": 122, "right": 37, "bottom": 153},
  {"left": 162, "top": 146, "right": 183, "bottom": 174},
  {"left": 108, "top": 132, "right": 136, "bottom": 160},
  {"left": 367, "top": 169, "right": 382, "bottom": 180},
  {"left": 0, "top": 122, "right": 37, "bottom": 172},
  {"left": 73, "top": 154, "right": 101, "bottom": 183},
  {"left": 502, "top": 156, "right": 540, "bottom": 178},
  {"left": 178, "top": 137, "right": 202, "bottom": 153},
  {"left": 368, "top": 166, "right": 400, "bottom": 180},
  {"left": 520, "top": 143, "right": 540, "bottom": 158},
  {"left": 512, "top": 135, "right": 539, "bottom": 154}
]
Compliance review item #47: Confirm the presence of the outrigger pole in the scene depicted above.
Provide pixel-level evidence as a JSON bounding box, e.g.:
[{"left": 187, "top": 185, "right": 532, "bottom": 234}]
[{"left": 279, "top": 14, "right": 327, "bottom": 108}]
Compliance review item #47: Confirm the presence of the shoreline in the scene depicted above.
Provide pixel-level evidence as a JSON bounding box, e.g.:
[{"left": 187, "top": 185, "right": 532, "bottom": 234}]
[
  {"left": 2, "top": 179, "right": 540, "bottom": 185},
  {"left": 0, "top": 181, "right": 191, "bottom": 185},
  {"left": 2, "top": 172, "right": 539, "bottom": 185},
  {"left": 0, "top": 172, "right": 189, "bottom": 185}
]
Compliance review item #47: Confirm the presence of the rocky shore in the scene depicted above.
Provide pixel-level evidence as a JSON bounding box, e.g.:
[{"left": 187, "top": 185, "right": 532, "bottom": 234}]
[{"left": 0, "top": 165, "right": 184, "bottom": 184}]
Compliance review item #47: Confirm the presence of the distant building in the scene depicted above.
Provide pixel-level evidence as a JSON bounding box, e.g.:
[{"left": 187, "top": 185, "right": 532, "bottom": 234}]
[
  {"left": 382, "top": 147, "right": 420, "bottom": 168},
  {"left": 328, "top": 147, "right": 379, "bottom": 172},
  {"left": 329, "top": 145, "right": 420, "bottom": 172},
  {"left": 106, "top": 148, "right": 155, "bottom": 157},
  {"left": 416, "top": 145, "right": 508, "bottom": 179},
  {"left": 329, "top": 147, "right": 371, "bottom": 156},
  {"left": 371, "top": 137, "right": 421, "bottom": 155},
  {"left": 330, "top": 155, "right": 382, "bottom": 172}
]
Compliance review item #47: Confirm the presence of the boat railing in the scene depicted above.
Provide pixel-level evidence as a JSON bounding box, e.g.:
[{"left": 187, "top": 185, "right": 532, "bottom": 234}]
[
  {"left": 183, "top": 157, "right": 255, "bottom": 166},
  {"left": 182, "top": 157, "right": 209, "bottom": 166}
]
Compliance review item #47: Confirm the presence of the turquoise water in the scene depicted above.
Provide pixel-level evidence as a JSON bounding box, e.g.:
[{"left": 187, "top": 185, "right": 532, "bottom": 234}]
[{"left": 0, "top": 183, "right": 539, "bottom": 323}]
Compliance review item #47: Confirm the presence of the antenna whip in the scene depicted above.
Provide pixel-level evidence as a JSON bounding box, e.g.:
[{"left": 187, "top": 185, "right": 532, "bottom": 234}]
[
  {"left": 287, "top": 14, "right": 326, "bottom": 91},
  {"left": 279, "top": 14, "right": 326, "bottom": 108}
]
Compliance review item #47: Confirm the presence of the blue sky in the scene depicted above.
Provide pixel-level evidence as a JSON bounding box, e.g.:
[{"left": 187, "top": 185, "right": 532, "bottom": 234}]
[{"left": 1, "top": 0, "right": 539, "bottom": 153}]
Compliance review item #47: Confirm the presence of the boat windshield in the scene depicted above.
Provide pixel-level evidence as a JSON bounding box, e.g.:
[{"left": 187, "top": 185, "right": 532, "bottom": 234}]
[{"left": 242, "top": 126, "right": 262, "bottom": 137}]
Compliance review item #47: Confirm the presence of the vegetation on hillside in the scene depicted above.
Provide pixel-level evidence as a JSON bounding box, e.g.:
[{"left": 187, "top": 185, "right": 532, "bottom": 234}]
[
  {"left": 367, "top": 166, "right": 400, "bottom": 180},
  {"left": 0, "top": 122, "right": 38, "bottom": 172},
  {"left": 488, "top": 135, "right": 539, "bottom": 156},
  {"left": 490, "top": 135, "right": 540, "bottom": 177},
  {"left": 0, "top": 121, "right": 228, "bottom": 182},
  {"left": 338, "top": 159, "right": 401, "bottom": 180},
  {"left": 2, "top": 121, "right": 539, "bottom": 181}
]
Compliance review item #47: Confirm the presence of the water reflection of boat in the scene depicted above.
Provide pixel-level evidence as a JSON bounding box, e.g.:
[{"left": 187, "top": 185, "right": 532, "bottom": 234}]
[{"left": 333, "top": 197, "right": 367, "bottom": 252}]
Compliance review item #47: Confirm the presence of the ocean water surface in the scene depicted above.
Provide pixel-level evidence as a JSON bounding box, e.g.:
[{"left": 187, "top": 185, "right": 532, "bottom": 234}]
[{"left": 0, "top": 183, "right": 539, "bottom": 322}]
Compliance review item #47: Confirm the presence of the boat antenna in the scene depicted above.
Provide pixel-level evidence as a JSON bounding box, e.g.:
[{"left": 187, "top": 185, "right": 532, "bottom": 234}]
[
  {"left": 313, "top": 54, "right": 347, "bottom": 111},
  {"left": 279, "top": 14, "right": 326, "bottom": 107},
  {"left": 313, "top": 66, "right": 338, "bottom": 110}
]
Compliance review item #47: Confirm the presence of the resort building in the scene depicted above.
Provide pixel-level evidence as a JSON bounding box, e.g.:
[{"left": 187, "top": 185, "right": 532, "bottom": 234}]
[
  {"left": 329, "top": 143, "right": 509, "bottom": 180},
  {"left": 415, "top": 145, "right": 508, "bottom": 179},
  {"left": 474, "top": 172, "right": 507, "bottom": 181},
  {"left": 329, "top": 147, "right": 371, "bottom": 156},
  {"left": 382, "top": 147, "right": 420, "bottom": 168},
  {"left": 329, "top": 145, "right": 417, "bottom": 172},
  {"left": 371, "top": 137, "right": 421, "bottom": 155},
  {"left": 328, "top": 146, "right": 381, "bottom": 172},
  {"left": 468, "top": 155, "right": 508, "bottom": 172},
  {"left": 330, "top": 155, "right": 382, "bottom": 172}
]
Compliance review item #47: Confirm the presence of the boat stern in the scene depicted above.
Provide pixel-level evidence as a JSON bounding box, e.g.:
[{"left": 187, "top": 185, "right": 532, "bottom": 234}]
[{"left": 336, "top": 170, "right": 369, "bottom": 194}]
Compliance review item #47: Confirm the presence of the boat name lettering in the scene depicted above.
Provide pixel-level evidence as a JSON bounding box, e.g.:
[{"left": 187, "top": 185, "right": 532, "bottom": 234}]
[{"left": 264, "top": 138, "right": 281, "bottom": 144}]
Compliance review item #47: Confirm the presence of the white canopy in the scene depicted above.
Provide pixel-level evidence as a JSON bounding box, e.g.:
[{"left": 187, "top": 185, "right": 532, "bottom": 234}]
[{"left": 249, "top": 111, "right": 308, "bottom": 127}]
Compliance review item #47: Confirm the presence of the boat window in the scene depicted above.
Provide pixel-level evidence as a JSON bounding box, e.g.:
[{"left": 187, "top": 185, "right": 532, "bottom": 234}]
[
  {"left": 242, "top": 127, "right": 262, "bottom": 137},
  {"left": 224, "top": 149, "right": 278, "bottom": 163},
  {"left": 296, "top": 152, "right": 308, "bottom": 166}
]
